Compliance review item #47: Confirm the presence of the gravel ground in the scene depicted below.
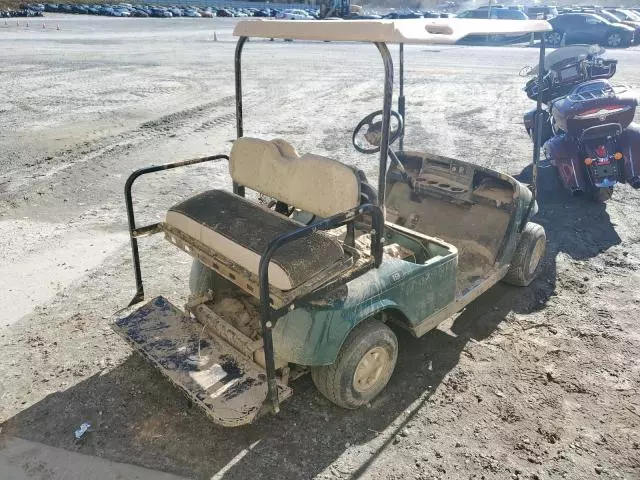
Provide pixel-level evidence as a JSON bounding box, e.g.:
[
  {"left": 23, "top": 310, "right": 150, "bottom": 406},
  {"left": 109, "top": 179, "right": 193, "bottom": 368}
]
[{"left": 1, "top": 14, "right": 640, "bottom": 480}]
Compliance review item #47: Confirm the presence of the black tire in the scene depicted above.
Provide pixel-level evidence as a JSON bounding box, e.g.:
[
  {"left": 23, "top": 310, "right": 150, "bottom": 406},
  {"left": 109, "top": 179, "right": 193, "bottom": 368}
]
[
  {"left": 503, "top": 222, "right": 546, "bottom": 287},
  {"left": 311, "top": 319, "right": 398, "bottom": 409},
  {"left": 189, "top": 259, "right": 214, "bottom": 295},
  {"left": 188, "top": 259, "right": 235, "bottom": 297},
  {"left": 589, "top": 187, "right": 614, "bottom": 203},
  {"left": 546, "top": 31, "right": 563, "bottom": 46},
  {"left": 606, "top": 31, "right": 626, "bottom": 48}
]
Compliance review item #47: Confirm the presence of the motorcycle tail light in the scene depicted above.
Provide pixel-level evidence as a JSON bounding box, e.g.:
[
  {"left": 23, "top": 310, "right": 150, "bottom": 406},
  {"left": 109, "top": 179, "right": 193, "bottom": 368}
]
[
  {"left": 584, "top": 157, "right": 594, "bottom": 166},
  {"left": 595, "top": 145, "right": 607, "bottom": 158},
  {"left": 614, "top": 152, "right": 624, "bottom": 160}
]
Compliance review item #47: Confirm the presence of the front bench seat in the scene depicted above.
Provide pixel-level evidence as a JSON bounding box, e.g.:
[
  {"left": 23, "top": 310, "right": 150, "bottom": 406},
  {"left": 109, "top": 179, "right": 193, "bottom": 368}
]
[{"left": 164, "top": 137, "right": 362, "bottom": 291}]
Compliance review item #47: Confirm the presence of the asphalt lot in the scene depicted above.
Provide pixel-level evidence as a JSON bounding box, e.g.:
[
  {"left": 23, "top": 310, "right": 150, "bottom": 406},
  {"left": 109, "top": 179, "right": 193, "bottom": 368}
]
[{"left": 1, "top": 14, "right": 640, "bottom": 480}]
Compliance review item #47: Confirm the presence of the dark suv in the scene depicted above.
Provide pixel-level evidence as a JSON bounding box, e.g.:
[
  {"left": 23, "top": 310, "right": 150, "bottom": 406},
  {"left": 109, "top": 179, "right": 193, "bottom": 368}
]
[
  {"left": 525, "top": 5, "right": 558, "bottom": 19},
  {"left": 547, "top": 13, "right": 635, "bottom": 47}
]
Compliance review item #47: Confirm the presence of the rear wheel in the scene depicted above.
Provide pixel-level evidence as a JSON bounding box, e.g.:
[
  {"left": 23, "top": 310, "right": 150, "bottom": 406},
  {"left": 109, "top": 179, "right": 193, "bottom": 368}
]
[
  {"left": 606, "top": 32, "right": 625, "bottom": 48},
  {"left": 311, "top": 319, "right": 398, "bottom": 409},
  {"left": 189, "top": 259, "right": 235, "bottom": 297},
  {"left": 546, "top": 31, "right": 563, "bottom": 46},
  {"left": 503, "top": 222, "right": 546, "bottom": 287},
  {"left": 589, "top": 187, "right": 614, "bottom": 203}
]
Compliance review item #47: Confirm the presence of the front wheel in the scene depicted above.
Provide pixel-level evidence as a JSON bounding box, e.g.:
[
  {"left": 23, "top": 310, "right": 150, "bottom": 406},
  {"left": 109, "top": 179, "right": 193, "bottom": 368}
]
[
  {"left": 503, "top": 222, "right": 546, "bottom": 287},
  {"left": 311, "top": 319, "right": 398, "bottom": 409},
  {"left": 606, "top": 32, "right": 625, "bottom": 48},
  {"left": 546, "top": 31, "right": 563, "bottom": 46}
]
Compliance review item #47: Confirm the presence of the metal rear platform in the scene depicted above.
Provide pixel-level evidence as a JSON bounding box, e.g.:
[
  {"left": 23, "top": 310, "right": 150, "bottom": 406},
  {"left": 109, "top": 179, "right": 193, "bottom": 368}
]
[{"left": 114, "top": 296, "right": 292, "bottom": 427}]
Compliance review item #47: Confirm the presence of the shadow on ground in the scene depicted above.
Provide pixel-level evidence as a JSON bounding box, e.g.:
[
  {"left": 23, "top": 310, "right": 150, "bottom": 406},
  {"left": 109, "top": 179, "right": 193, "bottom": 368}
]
[
  {"left": 515, "top": 163, "right": 621, "bottom": 295},
  {"left": 1, "top": 165, "right": 621, "bottom": 480},
  {"left": 0, "top": 290, "right": 532, "bottom": 480}
]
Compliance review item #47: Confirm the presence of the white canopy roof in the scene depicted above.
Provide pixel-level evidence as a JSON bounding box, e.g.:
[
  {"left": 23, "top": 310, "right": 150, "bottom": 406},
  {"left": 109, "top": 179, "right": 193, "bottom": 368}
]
[{"left": 233, "top": 18, "right": 552, "bottom": 45}]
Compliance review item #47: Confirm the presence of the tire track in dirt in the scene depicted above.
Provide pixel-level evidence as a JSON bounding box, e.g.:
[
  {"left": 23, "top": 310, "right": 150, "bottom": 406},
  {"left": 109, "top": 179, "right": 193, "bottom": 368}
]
[{"left": 0, "top": 96, "right": 235, "bottom": 204}]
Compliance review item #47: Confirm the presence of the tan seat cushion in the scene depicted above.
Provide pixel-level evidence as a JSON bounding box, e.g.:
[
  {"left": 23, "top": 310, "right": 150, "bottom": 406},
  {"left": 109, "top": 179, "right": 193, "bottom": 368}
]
[
  {"left": 166, "top": 190, "right": 345, "bottom": 291},
  {"left": 229, "top": 137, "right": 360, "bottom": 218}
]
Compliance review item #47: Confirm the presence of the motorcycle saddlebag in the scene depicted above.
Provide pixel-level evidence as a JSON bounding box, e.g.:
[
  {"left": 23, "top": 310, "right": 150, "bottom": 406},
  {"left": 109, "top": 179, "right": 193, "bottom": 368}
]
[
  {"left": 619, "top": 123, "right": 640, "bottom": 189},
  {"left": 552, "top": 90, "right": 637, "bottom": 135},
  {"left": 543, "top": 134, "right": 587, "bottom": 192}
]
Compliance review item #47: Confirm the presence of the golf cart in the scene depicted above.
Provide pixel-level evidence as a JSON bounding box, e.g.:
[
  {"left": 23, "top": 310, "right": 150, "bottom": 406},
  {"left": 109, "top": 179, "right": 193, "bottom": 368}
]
[{"left": 116, "top": 18, "right": 552, "bottom": 427}]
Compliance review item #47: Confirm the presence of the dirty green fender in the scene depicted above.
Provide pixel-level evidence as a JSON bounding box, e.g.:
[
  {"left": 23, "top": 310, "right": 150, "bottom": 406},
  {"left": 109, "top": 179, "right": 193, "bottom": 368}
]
[
  {"left": 497, "top": 179, "right": 536, "bottom": 266},
  {"left": 272, "top": 254, "right": 457, "bottom": 366}
]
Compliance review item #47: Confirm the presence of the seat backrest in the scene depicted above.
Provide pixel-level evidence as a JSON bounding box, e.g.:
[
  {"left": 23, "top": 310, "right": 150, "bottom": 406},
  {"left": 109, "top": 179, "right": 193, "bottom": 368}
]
[{"left": 229, "top": 137, "right": 361, "bottom": 218}]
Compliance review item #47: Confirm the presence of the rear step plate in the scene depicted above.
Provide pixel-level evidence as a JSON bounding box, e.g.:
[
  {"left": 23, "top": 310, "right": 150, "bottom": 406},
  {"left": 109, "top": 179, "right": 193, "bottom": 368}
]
[{"left": 114, "top": 296, "right": 292, "bottom": 427}]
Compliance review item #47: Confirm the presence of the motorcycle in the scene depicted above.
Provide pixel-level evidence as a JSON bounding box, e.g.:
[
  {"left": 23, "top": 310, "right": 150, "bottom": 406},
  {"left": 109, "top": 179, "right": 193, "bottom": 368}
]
[{"left": 523, "top": 45, "right": 640, "bottom": 202}]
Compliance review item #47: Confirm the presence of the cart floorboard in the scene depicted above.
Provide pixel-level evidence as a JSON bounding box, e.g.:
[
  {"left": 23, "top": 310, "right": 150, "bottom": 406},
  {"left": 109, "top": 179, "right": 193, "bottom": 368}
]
[{"left": 114, "top": 296, "right": 292, "bottom": 427}]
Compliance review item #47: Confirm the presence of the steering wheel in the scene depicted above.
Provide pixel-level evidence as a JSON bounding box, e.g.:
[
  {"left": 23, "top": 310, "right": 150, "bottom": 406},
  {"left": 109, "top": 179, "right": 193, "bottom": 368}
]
[{"left": 352, "top": 110, "right": 404, "bottom": 154}]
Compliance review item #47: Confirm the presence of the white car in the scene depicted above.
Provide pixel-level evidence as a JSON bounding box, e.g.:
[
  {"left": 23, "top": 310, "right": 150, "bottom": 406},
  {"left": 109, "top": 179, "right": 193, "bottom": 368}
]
[
  {"left": 112, "top": 8, "right": 130, "bottom": 17},
  {"left": 276, "top": 9, "right": 312, "bottom": 20}
]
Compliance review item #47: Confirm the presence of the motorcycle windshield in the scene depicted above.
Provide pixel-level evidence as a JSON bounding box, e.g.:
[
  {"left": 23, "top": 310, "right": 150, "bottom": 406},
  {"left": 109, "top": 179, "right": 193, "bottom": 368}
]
[{"left": 528, "top": 45, "right": 605, "bottom": 75}]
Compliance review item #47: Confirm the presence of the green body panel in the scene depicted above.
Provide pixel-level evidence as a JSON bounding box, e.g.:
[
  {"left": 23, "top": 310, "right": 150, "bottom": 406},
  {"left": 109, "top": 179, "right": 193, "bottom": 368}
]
[
  {"left": 499, "top": 180, "right": 534, "bottom": 265},
  {"left": 273, "top": 152, "right": 536, "bottom": 367},
  {"left": 273, "top": 252, "right": 457, "bottom": 366}
]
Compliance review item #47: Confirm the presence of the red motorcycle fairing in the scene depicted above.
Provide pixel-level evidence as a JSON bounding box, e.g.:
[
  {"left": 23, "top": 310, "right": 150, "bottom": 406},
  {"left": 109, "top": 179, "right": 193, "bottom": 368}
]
[
  {"left": 618, "top": 123, "right": 640, "bottom": 189},
  {"left": 543, "top": 134, "right": 588, "bottom": 192}
]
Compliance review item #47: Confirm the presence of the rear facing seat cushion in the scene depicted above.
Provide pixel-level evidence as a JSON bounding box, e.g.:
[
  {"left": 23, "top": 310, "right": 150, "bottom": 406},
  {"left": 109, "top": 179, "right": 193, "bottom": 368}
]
[
  {"left": 165, "top": 190, "right": 345, "bottom": 291},
  {"left": 229, "top": 137, "right": 360, "bottom": 218}
]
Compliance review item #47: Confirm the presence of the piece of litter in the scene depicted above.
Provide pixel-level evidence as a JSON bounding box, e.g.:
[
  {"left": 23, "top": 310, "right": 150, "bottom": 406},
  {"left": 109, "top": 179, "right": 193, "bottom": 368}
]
[{"left": 74, "top": 422, "right": 91, "bottom": 440}]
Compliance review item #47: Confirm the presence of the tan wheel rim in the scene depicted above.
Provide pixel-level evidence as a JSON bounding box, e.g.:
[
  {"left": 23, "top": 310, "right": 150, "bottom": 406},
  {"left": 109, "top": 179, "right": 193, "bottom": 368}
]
[
  {"left": 353, "top": 346, "right": 391, "bottom": 393},
  {"left": 528, "top": 238, "right": 545, "bottom": 276}
]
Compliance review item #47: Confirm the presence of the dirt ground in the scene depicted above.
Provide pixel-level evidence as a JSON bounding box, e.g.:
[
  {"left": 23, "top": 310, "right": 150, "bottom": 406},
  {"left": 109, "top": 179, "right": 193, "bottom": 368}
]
[{"left": 1, "top": 14, "right": 640, "bottom": 480}]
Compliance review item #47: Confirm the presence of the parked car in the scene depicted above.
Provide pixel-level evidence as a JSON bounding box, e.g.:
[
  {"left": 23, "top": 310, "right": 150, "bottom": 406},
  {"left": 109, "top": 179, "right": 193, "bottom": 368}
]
[
  {"left": 457, "top": 7, "right": 530, "bottom": 43},
  {"left": 525, "top": 5, "right": 558, "bottom": 19},
  {"left": 70, "top": 4, "right": 88, "bottom": 14},
  {"left": 456, "top": 7, "right": 528, "bottom": 19},
  {"left": 384, "top": 11, "right": 423, "bottom": 19},
  {"left": 348, "top": 13, "right": 382, "bottom": 19},
  {"left": 547, "top": 13, "right": 635, "bottom": 47},
  {"left": 276, "top": 9, "right": 311, "bottom": 20},
  {"left": 603, "top": 9, "right": 640, "bottom": 43}
]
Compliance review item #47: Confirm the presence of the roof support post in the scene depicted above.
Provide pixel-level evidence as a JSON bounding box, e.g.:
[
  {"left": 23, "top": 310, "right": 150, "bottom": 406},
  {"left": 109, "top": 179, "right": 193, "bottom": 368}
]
[
  {"left": 234, "top": 36, "right": 248, "bottom": 197},
  {"left": 398, "top": 43, "right": 405, "bottom": 152},
  {"left": 532, "top": 33, "right": 546, "bottom": 202},
  {"left": 374, "top": 41, "right": 393, "bottom": 233}
]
